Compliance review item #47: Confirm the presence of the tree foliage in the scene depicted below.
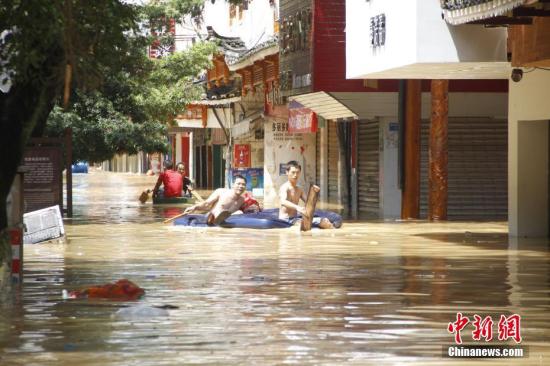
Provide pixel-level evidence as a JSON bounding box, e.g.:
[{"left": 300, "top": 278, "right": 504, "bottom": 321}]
[{"left": 0, "top": 0, "right": 215, "bottom": 232}]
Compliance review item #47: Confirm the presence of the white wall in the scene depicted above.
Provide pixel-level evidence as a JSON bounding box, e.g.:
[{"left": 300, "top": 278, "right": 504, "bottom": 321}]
[
  {"left": 379, "top": 117, "right": 401, "bottom": 219},
  {"left": 346, "top": 0, "right": 508, "bottom": 79},
  {"left": 509, "top": 69, "right": 550, "bottom": 237},
  {"left": 263, "top": 119, "right": 316, "bottom": 209}
]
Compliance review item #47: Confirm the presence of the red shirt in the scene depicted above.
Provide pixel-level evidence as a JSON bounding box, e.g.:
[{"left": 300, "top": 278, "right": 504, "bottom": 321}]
[{"left": 160, "top": 170, "right": 183, "bottom": 197}]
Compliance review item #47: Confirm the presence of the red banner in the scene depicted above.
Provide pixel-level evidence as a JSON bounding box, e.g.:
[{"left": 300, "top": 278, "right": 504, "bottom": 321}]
[
  {"left": 233, "top": 144, "right": 251, "bottom": 168},
  {"left": 288, "top": 105, "right": 318, "bottom": 133}
]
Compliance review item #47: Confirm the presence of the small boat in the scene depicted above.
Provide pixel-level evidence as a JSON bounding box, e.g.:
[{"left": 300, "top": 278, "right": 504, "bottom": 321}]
[{"left": 152, "top": 195, "right": 195, "bottom": 205}]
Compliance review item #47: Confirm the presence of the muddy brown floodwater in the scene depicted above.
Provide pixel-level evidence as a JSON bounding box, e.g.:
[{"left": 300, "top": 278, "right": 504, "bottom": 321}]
[{"left": 1, "top": 171, "right": 549, "bottom": 365}]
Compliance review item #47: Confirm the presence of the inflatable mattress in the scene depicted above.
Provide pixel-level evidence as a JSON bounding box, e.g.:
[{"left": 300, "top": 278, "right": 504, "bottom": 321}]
[{"left": 174, "top": 208, "right": 342, "bottom": 229}]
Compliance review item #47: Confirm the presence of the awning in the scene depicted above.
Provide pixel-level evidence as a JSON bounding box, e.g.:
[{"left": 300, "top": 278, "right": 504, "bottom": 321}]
[
  {"left": 232, "top": 111, "right": 263, "bottom": 137},
  {"left": 175, "top": 119, "right": 203, "bottom": 128},
  {"left": 288, "top": 91, "right": 358, "bottom": 121},
  {"left": 192, "top": 96, "right": 241, "bottom": 106}
]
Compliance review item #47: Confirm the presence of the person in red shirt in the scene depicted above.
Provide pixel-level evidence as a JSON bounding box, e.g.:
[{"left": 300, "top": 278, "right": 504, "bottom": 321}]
[{"left": 152, "top": 160, "right": 183, "bottom": 198}]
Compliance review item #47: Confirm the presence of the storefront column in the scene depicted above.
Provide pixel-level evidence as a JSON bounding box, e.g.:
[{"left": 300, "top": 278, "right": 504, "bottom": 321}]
[
  {"left": 428, "top": 79, "right": 448, "bottom": 221},
  {"left": 401, "top": 79, "right": 422, "bottom": 219},
  {"left": 189, "top": 132, "right": 195, "bottom": 182},
  {"left": 175, "top": 133, "right": 182, "bottom": 164},
  {"left": 320, "top": 124, "right": 328, "bottom": 208}
]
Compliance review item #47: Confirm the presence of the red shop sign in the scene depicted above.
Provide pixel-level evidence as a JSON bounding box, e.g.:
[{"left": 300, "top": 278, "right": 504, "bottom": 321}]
[
  {"left": 234, "top": 144, "right": 251, "bottom": 168},
  {"left": 288, "top": 101, "right": 318, "bottom": 133}
]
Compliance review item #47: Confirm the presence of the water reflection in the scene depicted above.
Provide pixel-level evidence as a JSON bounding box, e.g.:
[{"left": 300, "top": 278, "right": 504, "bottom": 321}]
[{"left": 0, "top": 171, "right": 549, "bottom": 365}]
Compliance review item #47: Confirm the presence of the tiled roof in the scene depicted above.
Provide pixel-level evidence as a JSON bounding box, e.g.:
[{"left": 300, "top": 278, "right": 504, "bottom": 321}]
[
  {"left": 227, "top": 35, "right": 279, "bottom": 66},
  {"left": 206, "top": 26, "right": 247, "bottom": 63}
]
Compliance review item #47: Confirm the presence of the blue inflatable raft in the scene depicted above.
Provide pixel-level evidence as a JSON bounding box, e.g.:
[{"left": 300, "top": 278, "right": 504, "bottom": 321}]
[{"left": 174, "top": 208, "right": 342, "bottom": 229}]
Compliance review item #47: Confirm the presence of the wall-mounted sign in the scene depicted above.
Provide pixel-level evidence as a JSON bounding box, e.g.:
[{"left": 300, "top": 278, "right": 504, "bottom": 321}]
[
  {"left": 234, "top": 144, "right": 251, "bottom": 168},
  {"left": 23, "top": 147, "right": 63, "bottom": 213},
  {"left": 288, "top": 102, "right": 318, "bottom": 133},
  {"left": 231, "top": 168, "right": 263, "bottom": 191},
  {"left": 370, "top": 14, "right": 386, "bottom": 48}
]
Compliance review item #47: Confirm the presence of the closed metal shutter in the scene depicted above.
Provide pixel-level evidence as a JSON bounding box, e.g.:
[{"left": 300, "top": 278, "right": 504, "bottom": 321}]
[
  {"left": 328, "top": 121, "right": 340, "bottom": 208},
  {"left": 420, "top": 118, "right": 507, "bottom": 220},
  {"left": 357, "top": 120, "right": 380, "bottom": 218}
]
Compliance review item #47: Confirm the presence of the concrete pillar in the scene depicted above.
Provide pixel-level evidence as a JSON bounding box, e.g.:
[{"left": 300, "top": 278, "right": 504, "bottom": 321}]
[
  {"left": 320, "top": 124, "right": 328, "bottom": 209},
  {"left": 380, "top": 118, "right": 401, "bottom": 219},
  {"left": 509, "top": 69, "right": 550, "bottom": 237},
  {"left": 189, "top": 132, "right": 195, "bottom": 182},
  {"left": 175, "top": 133, "right": 182, "bottom": 164},
  {"left": 517, "top": 121, "right": 548, "bottom": 236}
]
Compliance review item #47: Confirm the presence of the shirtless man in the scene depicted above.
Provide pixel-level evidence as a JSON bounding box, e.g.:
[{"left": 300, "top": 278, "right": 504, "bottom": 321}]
[
  {"left": 279, "top": 161, "right": 333, "bottom": 229},
  {"left": 183, "top": 175, "right": 247, "bottom": 225}
]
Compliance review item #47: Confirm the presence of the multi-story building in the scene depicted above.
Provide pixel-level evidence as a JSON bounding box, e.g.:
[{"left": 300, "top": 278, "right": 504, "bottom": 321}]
[
  {"left": 346, "top": 0, "right": 511, "bottom": 221},
  {"left": 346, "top": 0, "right": 550, "bottom": 236}
]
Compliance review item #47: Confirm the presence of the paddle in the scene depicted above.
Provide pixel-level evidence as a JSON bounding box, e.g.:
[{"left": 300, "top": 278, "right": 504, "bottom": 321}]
[
  {"left": 139, "top": 189, "right": 151, "bottom": 204},
  {"left": 163, "top": 211, "right": 188, "bottom": 224}
]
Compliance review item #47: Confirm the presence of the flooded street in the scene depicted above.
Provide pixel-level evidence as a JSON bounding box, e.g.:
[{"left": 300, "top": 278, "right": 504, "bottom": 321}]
[{"left": 1, "top": 171, "right": 549, "bottom": 365}]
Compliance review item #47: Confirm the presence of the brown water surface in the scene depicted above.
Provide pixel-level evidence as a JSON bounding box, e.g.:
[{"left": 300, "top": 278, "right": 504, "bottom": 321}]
[{"left": 1, "top": 171, "right": 549, "bottom": 365}]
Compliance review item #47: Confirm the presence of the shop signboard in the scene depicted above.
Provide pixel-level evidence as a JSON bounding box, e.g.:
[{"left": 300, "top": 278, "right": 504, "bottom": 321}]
[
  {"left": 234, "top": 144, "right": 251, "bottom": 168},
  {"left": 23, "top": 146, "right": 63, "bottom": 213},
  {"left": 288, "top": 101, "right": 318, "bottom": 133}
]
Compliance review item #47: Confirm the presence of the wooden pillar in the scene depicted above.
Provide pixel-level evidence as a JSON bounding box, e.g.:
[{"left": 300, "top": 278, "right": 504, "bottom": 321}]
[
  {"left": 401, "top": 79, "right": 422, "bottom": 219},
  {"left": 428, "top": 80, "right": 448, "bottom": 221}
]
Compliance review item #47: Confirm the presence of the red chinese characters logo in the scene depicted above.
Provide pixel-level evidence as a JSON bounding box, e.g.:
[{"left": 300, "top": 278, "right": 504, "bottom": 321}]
[
  {"left": 448, "top": 313, "right": 470, "bottom": 344},
  {"left": 498, "top": 314, "right": 522, "bottom": 343},
  {"left": 448, "top": 313, "right": 522, "bottom": 344},
  {"left": 472, "top": 314, "right": 494, "bottom": 342}
]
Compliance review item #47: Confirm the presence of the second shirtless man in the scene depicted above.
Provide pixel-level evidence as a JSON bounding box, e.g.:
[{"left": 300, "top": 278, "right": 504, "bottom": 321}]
[{"left": 279, "top": 161, "right": 333, "bottom": 229}]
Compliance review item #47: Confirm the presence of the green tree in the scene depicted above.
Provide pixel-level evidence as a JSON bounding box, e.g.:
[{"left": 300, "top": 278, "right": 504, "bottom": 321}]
[
  {"left": 0, "top": 0, "right": 214, "bottom": 291},
  {"left": 45, "top": 39, "right": 216, "bottom": 163}
]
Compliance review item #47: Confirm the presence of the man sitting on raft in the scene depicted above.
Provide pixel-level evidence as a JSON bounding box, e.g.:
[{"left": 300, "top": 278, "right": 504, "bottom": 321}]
[
  {"left": 279, "top": 160, "right": 333, "bottom": 229},
  {"left": 184, "top": 175, "right": 247, "bottom": 225},
  {"left": 152, "top": 160, "right": 183, "bottom": 198}
]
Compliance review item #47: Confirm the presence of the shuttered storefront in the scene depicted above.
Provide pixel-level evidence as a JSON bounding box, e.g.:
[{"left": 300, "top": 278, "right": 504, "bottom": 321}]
[
  {"left": 420, "top": 118, "right": 507, "bottom": 220},
  {"left": 357, "top": 120, "right": 380, "bottom": 218}
]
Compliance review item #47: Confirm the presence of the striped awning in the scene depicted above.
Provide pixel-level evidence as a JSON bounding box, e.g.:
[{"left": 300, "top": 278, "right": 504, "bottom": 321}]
[
  {"left": 288, "top": 91, "right": 358, "bottom": 121},
  {"left": 441, "top": 0, "right": 526, "bottom": 25}
]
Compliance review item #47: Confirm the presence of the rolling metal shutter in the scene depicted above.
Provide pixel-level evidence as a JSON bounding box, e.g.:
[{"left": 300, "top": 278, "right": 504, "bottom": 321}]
[
  {"left": 420, "top": 118, "right": 507, "bottom": 220},
  {"left": 357, "top": 120, "right": 380, "bottom": 218}
]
